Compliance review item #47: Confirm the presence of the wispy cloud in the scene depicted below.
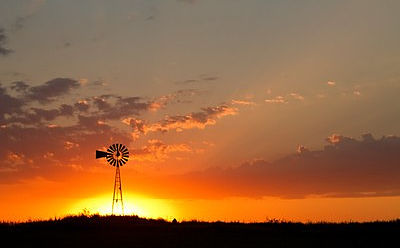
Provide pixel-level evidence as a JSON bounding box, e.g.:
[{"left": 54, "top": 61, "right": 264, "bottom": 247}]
[
  {"left": 0, "top": 28, "right": 13, "bottom": 56},
  {"left": 132, "top": 139, "right": 192, "bottom": 162},
  {"left": 231, "top": 99, "right": 256, "bottom": 106},
  {"left": 289, "top": 93, "right": 305, "bottom": 101},
  {"left": 265, "top": 92, "right": 304, "bottom": 104},
  {"left": 265, "top": 96, "right": 287, "bottom": 104},
  {"left": 175, "top": 75, "right": 219, "bottom": 85},
  {"left": 125, "top": 104, "right": 238, "bottom": 138}
]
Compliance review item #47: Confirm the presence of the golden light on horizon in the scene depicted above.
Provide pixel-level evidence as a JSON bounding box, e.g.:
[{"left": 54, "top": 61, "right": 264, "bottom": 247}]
[{"left": 67, "top": 193, "right": 176, "bottom": 220}]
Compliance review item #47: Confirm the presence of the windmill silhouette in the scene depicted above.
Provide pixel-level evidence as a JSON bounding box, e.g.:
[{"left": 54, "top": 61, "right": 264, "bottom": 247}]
[{"left": 96, "top": 144, "right": 129, "bottom": 215}]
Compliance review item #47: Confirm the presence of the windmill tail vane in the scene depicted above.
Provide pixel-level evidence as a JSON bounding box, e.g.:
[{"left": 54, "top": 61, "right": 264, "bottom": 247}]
[
  {"left": 96, "top": 143, "right": 129, "bottom": 167},
  {"left": 96, "top": 143, "right": 130, "bottom": 215}
]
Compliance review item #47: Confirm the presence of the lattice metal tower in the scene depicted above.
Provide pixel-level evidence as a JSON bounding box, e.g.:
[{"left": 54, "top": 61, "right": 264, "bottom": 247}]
[
  {"left": 96, "top": 144, "right": 129, "bottom": 215},
  {"left": 112, "top": 165, "right": 123, "bottom": 214}
]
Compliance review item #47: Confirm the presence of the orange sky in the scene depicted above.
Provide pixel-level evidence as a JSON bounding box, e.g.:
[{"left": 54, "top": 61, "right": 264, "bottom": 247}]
[
  {"left": 1, "top": 177, "right": 400, "bottom": 222},
  {"left": 1, "top": 0, "right": 400, "bottom": 222}
]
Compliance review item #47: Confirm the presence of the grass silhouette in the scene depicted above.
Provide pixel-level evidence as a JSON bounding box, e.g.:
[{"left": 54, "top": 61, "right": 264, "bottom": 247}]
[{"left": 1, "top": 214, "right": 399, "bottom": 247}]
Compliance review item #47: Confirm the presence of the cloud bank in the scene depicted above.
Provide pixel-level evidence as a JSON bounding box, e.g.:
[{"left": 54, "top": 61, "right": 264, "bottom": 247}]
[{"left": 152, "top": 134, "right": 400, "bottom": 199}]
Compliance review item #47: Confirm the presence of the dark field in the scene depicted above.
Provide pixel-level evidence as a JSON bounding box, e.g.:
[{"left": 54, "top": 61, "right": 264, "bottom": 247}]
[{"left": 1, "top": 215, "right": 399, "bottom": 248}]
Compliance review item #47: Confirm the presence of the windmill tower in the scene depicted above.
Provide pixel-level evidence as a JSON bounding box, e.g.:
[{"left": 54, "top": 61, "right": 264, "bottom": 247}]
[{"left": 96, "top": 144, "right": 129, "bottom": 215}]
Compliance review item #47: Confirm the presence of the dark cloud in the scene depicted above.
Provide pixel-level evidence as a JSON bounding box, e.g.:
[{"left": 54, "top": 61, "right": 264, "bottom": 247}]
[
  {"left": 94, "top": 95, "right": 155, "bottom": 120},
  {"left": 2, "top": 79, "right": 183, "bottom": 127},
  {"left": 0, "top": 78, "right": 204, "bottom": 182},
  {"left": 0, "top": 86, "right": 23, "bottom": 124},
  {"left": 10, "top": 81, "right": 29, "bottom": 92},
  {"left": 26, "top": 78, "right": 80, "bottom": 104},
  {"left": 0, "top": 80, "right": 132, "bottom": 182},
  {"left": 0, "top": 123, "right": 130, "bottom": 183},
  {"left": 168, "top": 134, "right": 400, "bottom": 199},
  {"left": 74, "top": 100, "right": 90, "bottom": 112},
  {"left": 92, "top": 95, "right": 113, "bottom": 111},
  {"left": 0, "top": 28, "right": 13, "bottom": 56},
  {"left": 5, "top": 104, "right": 76, "bottom": 126},
  {"left": 93, "top": 89, "right": 203, "bottom": 121},
  {"left": 175, "top": 75, "right": 219, "bottom": 85},
  {"left": 77, "top": 115, "right": 107, "bottom": 130}
]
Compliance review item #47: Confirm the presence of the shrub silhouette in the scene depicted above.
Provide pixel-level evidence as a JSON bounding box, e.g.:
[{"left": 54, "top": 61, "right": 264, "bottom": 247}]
[{"left": 0, "top": 215, "right": 399, "bottom": 247}]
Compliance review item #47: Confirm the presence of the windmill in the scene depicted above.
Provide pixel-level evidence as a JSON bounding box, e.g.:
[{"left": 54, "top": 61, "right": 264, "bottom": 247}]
[{"left": 96, "top": 144, "right": 129, "bottom": 215}]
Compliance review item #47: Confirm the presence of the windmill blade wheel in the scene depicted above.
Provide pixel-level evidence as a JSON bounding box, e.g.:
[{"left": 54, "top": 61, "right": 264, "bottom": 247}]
[{"left": 105, "top": 144, "right": 129, "bottom": 167}]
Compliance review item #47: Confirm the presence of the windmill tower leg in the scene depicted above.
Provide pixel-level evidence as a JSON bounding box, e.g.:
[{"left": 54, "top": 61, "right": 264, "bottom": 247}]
[{"left": 112, "top": 166, "right": 124, "bottom": 215}]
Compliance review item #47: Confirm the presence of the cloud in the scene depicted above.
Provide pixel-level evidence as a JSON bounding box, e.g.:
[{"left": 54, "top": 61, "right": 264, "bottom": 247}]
[
  {"left": 202, "top": 76, "right": 218, "bottom": 81},
  {"left": 265, "top": 96, "right": 287, "bottom": 104},
  {"left": 296, "top": 145, "right": 309, "bottom": 154},
  {"left": 11, "top": 0, "right": 47, "bottom": 31},
  {"left": 11, "top": 0, "right": 46, "bottom": 31},
  {"left": 89, "top": 80, "right": 108, "bottom": 87},
  {"left": 64, "top": 141, "right": 79, "bottom": 150},
  {"left": 3, "top": 80, "right": 200, "bottom": 128},
  {"left": 26, "top": 78, "right": 80, "bottom": 104},
  {"left": 0, "top": 84, "right": 24, "bottom": 123},
  {"left": 0, "top": 28, "right": 13, "bottom": 56},
  {"left": 132, "top": 139, "right": 192, "bottom": 162},
  {"left": 10, "top": 81, "right": 30, "bottom": 92},
  {"left": 122, "top": 118, "right": 146, "bottom": 139},
  {"left": 3, "top": 79, "right": 82, "bottom": 125},
  {"left": 175, "top": 75, "right": 219, "bottom": 85},
  {"left": 231, "top": 99, "right": 256, "bottom": 106},
  {"left": 151, "top": 89, "right": 202, "bottom": 108},
  {"left": 12, "top": 15, "right": 33, "bottom": 31},
  {"left": 265, "top": 93, "right": 305, "bottom": 104},
  {"left": 6, "top": 105, "right": 74, "bottom": 125},
  {"left": 125, "top": 104, "right": 238, "bottom": 137},
  {"left": 289, "top": 93, "right": 304, "bottom": 101},
  {"left": 86, "top": 89, "right": 201, "bottom": 121},
  {"left": 0, "top": 122, "right": 131, "bottom": 183},
  {"left": 0, "top": 84, "right": 134, "bottom": 180},
  {"left": 92, "top": 95, "right": 113, "bottom": 111},
  {"left": 0, "top": 78, "right": 209, "bottom": 182},
  {"left": 160, "top": 133, "right": 400, "bottom": 199},
  {"left": 99, "top": 96, "right": 158, "bottom": 120},
  {"left": 74, "top": 100, "right": 90, "bottom": 112}
]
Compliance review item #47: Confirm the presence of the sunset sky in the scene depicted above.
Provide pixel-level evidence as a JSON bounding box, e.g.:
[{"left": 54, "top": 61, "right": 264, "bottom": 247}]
[{"left": 1, "top": 0, "right": 400, "bottom": 222}]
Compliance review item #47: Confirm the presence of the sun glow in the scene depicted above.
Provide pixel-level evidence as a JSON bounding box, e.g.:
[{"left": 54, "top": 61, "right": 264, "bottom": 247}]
[{"left": 68, "top": 193, "right": 176, "bottom": 220}]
